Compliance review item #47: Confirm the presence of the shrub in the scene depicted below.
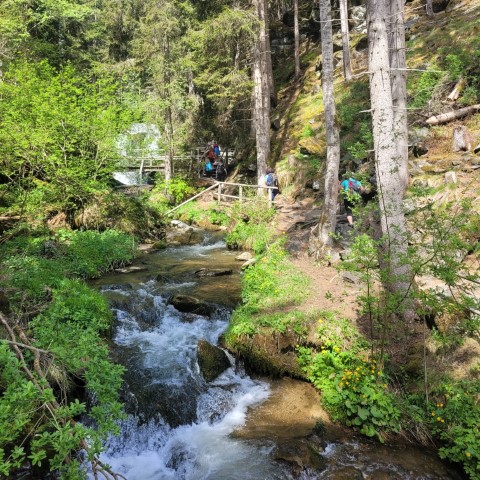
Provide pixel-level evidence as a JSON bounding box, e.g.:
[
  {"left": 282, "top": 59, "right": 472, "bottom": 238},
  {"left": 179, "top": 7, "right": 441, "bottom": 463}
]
[{"left": 297, "top": 315, "right": 400, "bottom": 440}]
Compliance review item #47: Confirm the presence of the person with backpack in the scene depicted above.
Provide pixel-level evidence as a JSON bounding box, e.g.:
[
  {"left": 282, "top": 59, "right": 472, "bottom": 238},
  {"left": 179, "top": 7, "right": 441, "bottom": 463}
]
[
  {"left": 265, "top": 167, "right": 280, "bottom": 201},
  {"left": 213, "top": 142, "right": 221, "bottom": 158},
  {"left": 215, "top": 160, "right": 227, "bottom": 181},
  {"left": 340, "top": 175, "right": 363, "bottom": 227}
]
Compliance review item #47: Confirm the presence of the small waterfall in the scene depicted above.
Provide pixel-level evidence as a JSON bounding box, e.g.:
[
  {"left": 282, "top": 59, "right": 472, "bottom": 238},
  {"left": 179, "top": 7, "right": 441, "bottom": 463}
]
[{"left": 93, "top": 239, "right": 292, "bottom": 479}]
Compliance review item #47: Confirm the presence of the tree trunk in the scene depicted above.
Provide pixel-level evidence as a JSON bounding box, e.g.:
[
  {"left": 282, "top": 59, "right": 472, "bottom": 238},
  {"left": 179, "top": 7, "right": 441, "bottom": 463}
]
[
  {"left": 163, "top": 36, "right": 173, "bottom": 182},
  {"left": 388, "top": 0, "right": 408, "bottom": 192},
  {"left": 252, "top": 0, "right": 271, "bottom": 185},
  {"left": 294, "top": 0, "right": 301, "bottom": 79},
  {"left": 367, "top": 0, "right": 413, "bottom": 319},
  {"left": 264, "top": 2, "right": 276, "bottom": 105},
  {"left": 426, "top": 0, "right": 434, "bottom": 17},
  {"left": 339, "top": 0, "right": 352, "bottom": 82},
  {"left": 426, "top": 104, "right": 480, "bottom": 125},
  {"left": 316, "top": 0, "right": 340, "bottom": 248}
]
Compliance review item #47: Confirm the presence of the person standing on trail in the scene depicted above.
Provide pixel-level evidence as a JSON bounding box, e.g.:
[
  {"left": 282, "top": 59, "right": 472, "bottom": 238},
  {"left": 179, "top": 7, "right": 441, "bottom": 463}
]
[
  {"left": 213, "top": 141, "right": 220, "bottom": 158},
  {"left": 340, "top": 175, "right": 363, "bottom": 227},
  {"left": 265, "top": 167, "right": 280, "bottom": 201}
]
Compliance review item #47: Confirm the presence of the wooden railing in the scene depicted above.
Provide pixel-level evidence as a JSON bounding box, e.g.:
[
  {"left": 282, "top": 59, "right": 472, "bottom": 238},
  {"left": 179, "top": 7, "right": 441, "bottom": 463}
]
[
  {"left": 166, "top": 181, "right": 278, "bottom": 215},
  {"left": 121, "top": 147, "right": 235, "bottom": 176}
]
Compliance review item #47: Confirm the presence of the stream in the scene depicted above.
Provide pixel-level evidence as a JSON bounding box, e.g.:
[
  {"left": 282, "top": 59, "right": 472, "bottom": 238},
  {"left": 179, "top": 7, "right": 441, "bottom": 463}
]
[{"left": 91, "top": 231, "right": 464, "bottom": 480}]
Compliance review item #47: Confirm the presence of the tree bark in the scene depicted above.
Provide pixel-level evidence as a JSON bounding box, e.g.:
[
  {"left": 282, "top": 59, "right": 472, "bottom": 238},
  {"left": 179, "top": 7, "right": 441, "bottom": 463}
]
[
  {"left": 252, "top": 0, "right": 271, "bottom": 185},
  {"left": 163, "top": 35, "right": 173, "bottom": 181},
  {"left": 294, "top": 0, "right": 301, "bottom": 79},
  {"left": 316, "top": 0, "right": 340, "bottom": 248},
  {"left": 426, "top": 0, "right": 434, "bottom": 17},
  {"left": 339, "top": 0, "right": 352, "bottom": 82},
  {"left": 388, "top": 0, "right": 408, "bottom": 192},
  {"left": 367, "top": 0, "right": 413, "bottom": 319}
]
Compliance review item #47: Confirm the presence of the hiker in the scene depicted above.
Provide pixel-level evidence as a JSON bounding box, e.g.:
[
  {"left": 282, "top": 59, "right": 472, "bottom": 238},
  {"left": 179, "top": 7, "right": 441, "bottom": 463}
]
[
  {"left": 213, "top": 141, "right": 221, "bottom": 158},
  {"left": 340, "top": 175, "right": 363, "bottom": 227},
  {"left": 265, "top": 167, "right": 279, "bottom": 201},
  {"left": 205, "top": 145, "right": 216, "bottom": 163},
  {"left": 204, "top": 158, "right": 213, "bottom": 177},
  {"left": 215, "top": 160, "right": 227, "bottom": 181}
]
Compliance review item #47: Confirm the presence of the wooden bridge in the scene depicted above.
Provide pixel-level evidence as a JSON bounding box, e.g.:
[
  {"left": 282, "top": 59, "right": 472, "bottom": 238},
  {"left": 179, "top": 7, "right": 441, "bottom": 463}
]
[{"left": 121, "top": 147, "right": 235, "bottom": 176}]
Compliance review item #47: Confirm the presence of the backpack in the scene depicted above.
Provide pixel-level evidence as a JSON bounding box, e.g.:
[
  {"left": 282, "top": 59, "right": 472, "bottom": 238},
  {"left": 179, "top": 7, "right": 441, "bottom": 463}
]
[
  {"left": 216, "top": 164, "right": 226, "bottom": 176},
  {"left": 213, "top": 144, "right": 220, "bottom": 156},
  {"left": 205, "top": 162, "right": 213, "bottom": 172},
  {"left": 266, "top": 172, "right": 278, "bottom": 187},
  {"left": 348, "top": 179, "right": 360, "bottom": 193}
]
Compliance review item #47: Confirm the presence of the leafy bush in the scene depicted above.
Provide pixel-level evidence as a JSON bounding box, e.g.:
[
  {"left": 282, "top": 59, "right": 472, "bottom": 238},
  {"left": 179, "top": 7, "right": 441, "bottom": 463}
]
[
  {"left": 408, "top": 65, "right": 443, "bottom": 109},
  {"left": 152, "top": 176, "right": 197, "bottom": 207},
  {"left": 297, "top": 314, "right": 400, "bottom": 440},
  {"left": 429, "top": 380, "right": 480, "bottom": 478}
]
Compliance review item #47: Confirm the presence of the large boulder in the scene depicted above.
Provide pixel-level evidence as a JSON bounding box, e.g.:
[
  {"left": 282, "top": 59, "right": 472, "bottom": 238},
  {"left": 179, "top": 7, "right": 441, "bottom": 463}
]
[
  {"left": 168, "top": 294, "right": 213, "bottom": 317},
  {"left": 194, "top": 268, "right": 233, "bottom": 277},
  {"left": 197, "top": 340, "right": 231, "bottom": 382},
  {"left": 166, "top": 220, "right": 204, "bottom": 245}
]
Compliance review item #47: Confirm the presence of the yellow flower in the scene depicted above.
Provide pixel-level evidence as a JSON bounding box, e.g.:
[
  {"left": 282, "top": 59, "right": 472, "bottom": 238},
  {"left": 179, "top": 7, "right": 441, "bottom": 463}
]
[
  {"left": 431, "top": 412, "right": 435, "bottom": 416},
  {"left": 466, "top": 452, "right": 471, "bottom": 458},
  {"left": 437, "top": 417, "right": 442, "bottom": 422}
]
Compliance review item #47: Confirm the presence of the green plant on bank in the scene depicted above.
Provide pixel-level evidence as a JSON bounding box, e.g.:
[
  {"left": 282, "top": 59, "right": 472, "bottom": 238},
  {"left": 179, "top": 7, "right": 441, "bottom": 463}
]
[
  {"left": 1, "top": 228, "right": 136, "bottom": 308},
  {"left": 0, "top": 228, "right": 135, "bottom": 478},
  {"left": 226, "top": 196, "right": 276, "bottom": 254},
  {"left": 297, "top": 312, "right": 400, "bottom": 440},
  {"left": 174, "top": 201, "right": 229, "bottom": 227},
  {"left": 337, "top": 191, "right": 480, "bottom": 473},
  {"left": 151, "top": 176, "right": 197, "bottom": 211},
  {"left": 429, "top": 380, "right": 480, "bottom": 478},
  {"left": 225, "top": 241, "right": 310, "bottom": 339}
]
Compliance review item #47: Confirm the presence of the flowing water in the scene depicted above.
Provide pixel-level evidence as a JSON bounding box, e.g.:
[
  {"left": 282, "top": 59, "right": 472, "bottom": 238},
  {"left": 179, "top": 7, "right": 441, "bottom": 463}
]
[{"left": 91, "top": 232, "right": 464, "bottom": 480}]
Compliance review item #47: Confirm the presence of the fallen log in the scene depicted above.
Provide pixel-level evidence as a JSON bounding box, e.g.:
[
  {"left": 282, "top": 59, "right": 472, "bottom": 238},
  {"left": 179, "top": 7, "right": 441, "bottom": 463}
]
[{"left": 426, "top": 104, "right": 480, "bottom": 126}]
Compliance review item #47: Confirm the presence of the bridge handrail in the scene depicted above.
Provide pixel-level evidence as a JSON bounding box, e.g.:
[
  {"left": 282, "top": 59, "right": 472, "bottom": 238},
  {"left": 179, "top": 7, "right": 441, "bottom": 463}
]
[{"left": 165, "top": 181, "right": 278, "bottom": 215}]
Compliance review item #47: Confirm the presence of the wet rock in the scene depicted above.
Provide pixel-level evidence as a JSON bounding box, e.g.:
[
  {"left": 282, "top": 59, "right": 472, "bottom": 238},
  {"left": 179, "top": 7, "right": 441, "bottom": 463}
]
[
  {"left": 166, "top": 220, "right": 204, "bottom": 246},
  {"left": 114, "top": 265, "right": 148, "bottom": 274},
  {"left": 168, "top": 294, "right": 213, "bottom": 317},
  {"left": 235, "top": 252, "right": 253, "bottom": 261},
  {"left": 197, "top": 340, "right": 231, "bottom": 382},
  {"left": 241, "top": 258, "right": 257, "bottom": 269},
  {"left": 328, "top": 466, "right": 364, "bottom": 479},
  {"left": 194, "top": 268, "right": 233, "bottom": 277}
]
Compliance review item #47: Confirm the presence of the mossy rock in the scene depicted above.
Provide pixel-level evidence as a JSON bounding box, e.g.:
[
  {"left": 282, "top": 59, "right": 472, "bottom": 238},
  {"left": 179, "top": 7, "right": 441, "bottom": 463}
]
[
  {"left": 197, "top": 340, "right": 231, "bottom": 382},
  {"left": 298, "top": 136, "right": 326, "bottom": 157}
]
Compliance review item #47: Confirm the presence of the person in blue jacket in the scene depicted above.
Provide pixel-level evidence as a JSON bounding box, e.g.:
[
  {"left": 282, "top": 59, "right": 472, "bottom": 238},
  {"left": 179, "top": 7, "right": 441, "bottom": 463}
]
[{"left": 340, "top": 176, "right": 363, "bottom": 227}]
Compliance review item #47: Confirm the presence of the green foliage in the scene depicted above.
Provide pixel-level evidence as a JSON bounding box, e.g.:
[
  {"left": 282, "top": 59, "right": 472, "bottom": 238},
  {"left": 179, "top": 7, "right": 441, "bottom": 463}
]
[
  {"left": 301, "top": 125, "right": 315, "bottom": 138},
  {"left": 226, "top": 242, "right": 310, "bottom": 340},
  {"left": 225, "top": 197, "right": 276, "bottom": 253},
  {"left": 152, "top": 176, "right": 197, "bottom": 207},
  {"left": 0, "top": 60, "right": 137, "bottom": 219},
  {"left": 0, "top": 229, "right": 136, "bottom": 308},
  {"left": 429, "top": 380, "right": 480, "bottom": 478},
  {"left": 297, "top": 314, "right": 400, "bottom": 440},
  {"left": 0, "top": 227, "right": 132, "bottom": 478},
  {"left": 408, "top": 65, "right": 443, "bottom": 109}
]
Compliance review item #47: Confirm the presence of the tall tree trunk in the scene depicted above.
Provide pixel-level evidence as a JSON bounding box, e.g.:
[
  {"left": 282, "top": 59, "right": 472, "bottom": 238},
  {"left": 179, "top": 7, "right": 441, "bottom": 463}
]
[
  {"left": 163, "top": 36, "right": 173, "bottom": 181},
  {"left": 367, "top": 0, "right": 413, "bottom": 319},
  {"left": 388, "top": 0, "right": 408, "bottom": 191},
  {"left": 426, "top": 0, "right": 434, "bottom": 17},
  {"left": 252, "top": 0, "right": 271, "bottom": 184},
  {"left": 294, "top": 0, "right": 301, "bottom": 79},
  {"left": 339, "top": 0, "right": 352, "bottom": 82},
  {"left": 264, "top": 2, "right": 276, "bottom": 105},
  {"left": 316, "top": 0, "right": 340, "bottom": 248}
]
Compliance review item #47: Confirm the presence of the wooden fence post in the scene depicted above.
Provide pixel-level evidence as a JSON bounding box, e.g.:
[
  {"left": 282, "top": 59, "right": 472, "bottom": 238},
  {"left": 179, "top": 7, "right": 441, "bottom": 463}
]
[{"left": 217, "top": 183, "right": 222, "bottom": 205}]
